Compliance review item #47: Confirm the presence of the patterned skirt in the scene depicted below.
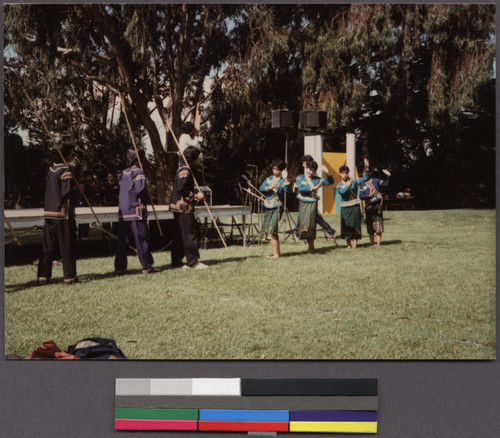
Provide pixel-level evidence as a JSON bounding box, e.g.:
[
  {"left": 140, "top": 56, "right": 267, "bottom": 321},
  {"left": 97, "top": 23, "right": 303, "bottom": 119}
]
[
  {"left": 298, "top": 201, "right": 317, "bottom": 240},
  {"left": 365, "top": 202, "right": 384, "bottom": 234},
  {"left": 341, "top": 204, "right": 362, "bottom": 240},
  {"left": 263, "top": 207, "right": 282, "bottom": 240}
]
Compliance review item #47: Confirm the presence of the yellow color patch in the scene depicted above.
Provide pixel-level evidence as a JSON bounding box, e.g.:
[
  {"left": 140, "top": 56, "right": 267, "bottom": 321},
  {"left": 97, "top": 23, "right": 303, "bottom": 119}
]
[{"left": 289, "top": 421, "right": 378, "bottom": 433}]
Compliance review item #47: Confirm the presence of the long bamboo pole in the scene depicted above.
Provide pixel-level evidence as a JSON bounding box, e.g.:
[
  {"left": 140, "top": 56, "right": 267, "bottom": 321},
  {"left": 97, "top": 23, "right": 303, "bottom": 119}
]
[
  {"left": 242, "top": 175, "right": 266, "bottom": 197},
  {"left": 164, "top": 117, "right": 228, "bottom": 250},
  {"left": 5, "top": 225, "right": 39, "bottom": 245},
  {"left": 119, "top": 95, "right": 163, "bottom": 236},
  {"left": 242, "top": 187, "right": 266, "bottom": 202},
  {"left": 4, "top": 215, "right": 21, "bottom": 245}
]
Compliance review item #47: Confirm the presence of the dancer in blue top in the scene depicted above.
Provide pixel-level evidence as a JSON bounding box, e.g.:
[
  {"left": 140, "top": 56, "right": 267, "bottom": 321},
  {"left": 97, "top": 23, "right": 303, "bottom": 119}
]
[
  {"left": 337, "top": 157, "right": 370, "bottom": 249},
  {"left": 294, "top": 160, "right": 334, "bottom": 253},
  {"left": 359, "top": 168, "right": 391, "bottom": 246},
  {"left": 259, "top": 159, "right": 291, "bottom": 258},
  {"left": 298, "top": 155, "right": 338, "bottom": 240}
]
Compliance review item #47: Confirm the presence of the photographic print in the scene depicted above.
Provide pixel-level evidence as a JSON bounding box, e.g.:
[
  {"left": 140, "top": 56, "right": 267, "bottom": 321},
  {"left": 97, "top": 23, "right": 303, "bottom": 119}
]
[{"left": 3, "top": 3, "right": 496, "bottom": 359}]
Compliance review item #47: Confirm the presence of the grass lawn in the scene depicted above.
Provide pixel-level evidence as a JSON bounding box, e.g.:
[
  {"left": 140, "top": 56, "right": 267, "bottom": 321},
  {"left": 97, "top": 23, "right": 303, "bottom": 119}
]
[{"left": 3, "top": 209, "right": 496, "bottom": 359}]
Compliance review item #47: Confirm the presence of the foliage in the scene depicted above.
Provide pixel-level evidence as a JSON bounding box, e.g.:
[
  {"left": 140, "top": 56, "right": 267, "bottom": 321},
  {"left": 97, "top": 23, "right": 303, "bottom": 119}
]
[
  {"left": 3, "top": 4, "right": 495, "bottom": 208},
  {"left": 4, "top": 134, "right": 50, "bottom": 208},
  {"left": 4, "top": 4, "right": 241, "bottom": 202}
]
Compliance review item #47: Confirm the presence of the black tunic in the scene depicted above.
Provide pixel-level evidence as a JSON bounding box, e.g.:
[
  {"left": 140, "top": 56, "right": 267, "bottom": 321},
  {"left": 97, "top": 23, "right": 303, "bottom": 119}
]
[{"left": 37, "top": 163, "right": 78, "bottom": 283}]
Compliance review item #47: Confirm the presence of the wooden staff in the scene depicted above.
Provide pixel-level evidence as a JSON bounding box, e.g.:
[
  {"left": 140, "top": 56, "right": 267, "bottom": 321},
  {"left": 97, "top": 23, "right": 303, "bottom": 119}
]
[
  {"left": 89, "top": 222, "right": 137, "bottom": 253},
  {"left": 24, "top": 90, "right": 106, "bottom": 231},
  {"left": 242, "top": 175, "right": 266, "bottom": 197},
  {"left": 4, "top": 215, "right": 21, "bottom": 246},
  {"left": 5, "top": 225, "right": 39, "bottom": 246},
  {"left": 194, "top": 103, "right": 201, "bottom": 131},
  {"left": 164, "top": 117, "right": 228, "bottom": 250},
  {"left": 242, "top": 187, "right": 266, "bottom": 202},
  {"left": 242, "top": 178, "right": 267, "bottom": 201},
  {"left": 119, "top": 95, "right": 163, "bottom": 236}
]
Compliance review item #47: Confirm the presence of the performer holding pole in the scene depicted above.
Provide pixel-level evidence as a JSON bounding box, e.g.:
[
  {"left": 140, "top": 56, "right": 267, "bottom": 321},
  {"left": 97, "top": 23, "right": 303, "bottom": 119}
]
[
  {"left": 37, "top": 143, "right": 78, "bottom": 285},
  {"left": 24, "top": 90, "right": 111, "bottom": 237},
  {"left": 164, "top": 112, "right": 228, "bottom": 250},
  {"left": 114, "top": 148, "right": 155, "bottom": 275},
  {"left": 294, "top": 160, "right": 335, "bottom": 254},
  {"left": 337, "top": 158, "right": 370, "bottom": 249},
  {"left": 259, "top": 159, "right": 291, "bottom": 259},
  {"left": 170, "top": 146, "right": 208, "bottom": 269},
  {"left": 120, "top": 93, "right": 163, "bottom": 236}
]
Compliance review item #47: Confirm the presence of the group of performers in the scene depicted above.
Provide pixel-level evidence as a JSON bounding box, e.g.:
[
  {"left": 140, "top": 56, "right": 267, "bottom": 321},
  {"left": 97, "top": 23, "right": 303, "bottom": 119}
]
[
  {"left": 259, "top": 155, "right": 391, "bottom": 257},
  {"left": 35, "top": 139, "right": 390, "bottom": 285},
  {"left": 36, "top": 140, "right": 208, "bottom": 285}
]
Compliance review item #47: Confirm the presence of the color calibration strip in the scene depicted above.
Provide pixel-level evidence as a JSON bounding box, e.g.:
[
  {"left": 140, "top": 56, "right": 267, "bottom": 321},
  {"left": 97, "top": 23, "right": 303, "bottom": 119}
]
[{"left": 115, "top": 378, "right": 378, "bottom": 434}]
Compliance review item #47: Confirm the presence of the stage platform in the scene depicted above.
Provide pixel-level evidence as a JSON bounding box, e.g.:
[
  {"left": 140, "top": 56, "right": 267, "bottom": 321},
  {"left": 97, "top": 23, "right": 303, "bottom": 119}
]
[{"left": 4, "top": 205, "right": 252, "bottom": 246}]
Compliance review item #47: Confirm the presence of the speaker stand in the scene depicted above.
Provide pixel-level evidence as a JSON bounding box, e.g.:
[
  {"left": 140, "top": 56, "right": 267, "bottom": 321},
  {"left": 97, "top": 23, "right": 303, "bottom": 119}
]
[{"left": 278, "top": 131, "right": 299, "bottom": 243}]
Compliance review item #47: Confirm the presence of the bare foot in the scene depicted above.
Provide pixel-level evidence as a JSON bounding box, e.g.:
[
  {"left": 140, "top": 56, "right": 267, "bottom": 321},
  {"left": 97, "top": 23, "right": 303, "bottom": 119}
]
[{"left": 266, "top": 255, "right": 280, "bottom": 259}]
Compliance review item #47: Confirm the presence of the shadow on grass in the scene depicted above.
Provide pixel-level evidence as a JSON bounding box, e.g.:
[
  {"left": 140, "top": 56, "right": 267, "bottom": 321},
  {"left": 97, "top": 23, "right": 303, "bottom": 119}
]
[
  {"left": 4, "top": 254, "right": 263, "bottom": 294},
  {"left": 5, "top": 266, "right": 160, "bottom": 294},
  {"left": 352, "top": 239, "right": 403, "bottom": 248},
  {"left": 199, "top": 254, "right": 262, "bottom": 266},
  {"left": 277, "top": 239, "right": 403, "bottom": 253},
  {"left": 5, "top": 239, "right": 404, "bottom": 293}
]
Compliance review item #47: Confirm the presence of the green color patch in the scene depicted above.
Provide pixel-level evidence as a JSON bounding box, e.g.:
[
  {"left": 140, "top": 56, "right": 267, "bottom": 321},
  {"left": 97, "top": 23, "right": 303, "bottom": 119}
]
[{"left": 115, "top": 407, "right": 198, "bottom": 420}]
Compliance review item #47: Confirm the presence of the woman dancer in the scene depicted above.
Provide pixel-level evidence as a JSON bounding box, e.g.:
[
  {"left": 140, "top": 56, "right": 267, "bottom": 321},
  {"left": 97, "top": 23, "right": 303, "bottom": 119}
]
[
  {"left": 295, "top": 160, "right": 334, "bottom": 253},
  {"left": 359, "top": 168, "right": 391, "bottom": 246},
  {"left": 259, "top": 159, "right": 291, "bottom": 258},
  {"left": 337, "top": 158, "right": 370, "bottom": 249}
]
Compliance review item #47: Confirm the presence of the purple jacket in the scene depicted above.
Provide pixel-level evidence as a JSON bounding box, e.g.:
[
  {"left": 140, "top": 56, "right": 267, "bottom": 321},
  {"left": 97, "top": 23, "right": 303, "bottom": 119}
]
[{"left": 118, "top": 166, "right": 148, "bottom": 221}]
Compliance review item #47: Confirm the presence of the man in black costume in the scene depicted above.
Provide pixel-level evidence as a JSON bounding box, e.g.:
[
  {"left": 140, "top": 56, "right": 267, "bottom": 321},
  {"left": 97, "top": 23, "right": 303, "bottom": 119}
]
[
  {"left": 170, "top": 146, "right": 208, "bottom": 269},
  {"left": 37, "top": 143, "right": 78, "bottom": 285}
]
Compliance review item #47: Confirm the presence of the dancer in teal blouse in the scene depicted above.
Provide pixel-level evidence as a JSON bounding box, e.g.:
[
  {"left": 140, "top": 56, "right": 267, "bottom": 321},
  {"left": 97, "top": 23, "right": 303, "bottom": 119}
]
[
  {"left": 259, "top": 159, "right": 291, "bottom": 258},
  {"left": 337, "top": 158, "right": 370, "bottom": 249},
  {"left": 359, "top": 168, "right": 391, "bottom": 246},
  {"left": 295, "top": 160, "right": 334, "bottom": 253}
]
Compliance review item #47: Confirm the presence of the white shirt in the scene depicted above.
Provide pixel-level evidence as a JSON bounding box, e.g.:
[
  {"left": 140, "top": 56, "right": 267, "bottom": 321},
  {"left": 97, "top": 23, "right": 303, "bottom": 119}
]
[{"left": 178, "top": 133, "right": 199, "bottom": 153}]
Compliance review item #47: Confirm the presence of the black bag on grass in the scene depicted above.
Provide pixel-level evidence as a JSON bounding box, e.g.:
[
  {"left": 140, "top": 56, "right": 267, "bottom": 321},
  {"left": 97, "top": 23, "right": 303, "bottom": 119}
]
[{"left": 67, "top": 337, "right": 127, "bottom": 359}]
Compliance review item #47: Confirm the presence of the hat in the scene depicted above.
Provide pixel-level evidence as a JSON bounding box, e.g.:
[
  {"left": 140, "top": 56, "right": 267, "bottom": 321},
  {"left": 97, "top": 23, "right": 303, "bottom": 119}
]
[{"left": 181, "top": 122, "right": 195, "bottom": 134}]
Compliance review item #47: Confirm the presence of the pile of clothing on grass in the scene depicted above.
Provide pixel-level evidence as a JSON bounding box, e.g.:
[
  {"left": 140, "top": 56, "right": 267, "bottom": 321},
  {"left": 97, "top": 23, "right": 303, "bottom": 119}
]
[{"left": 6, "top": 337, "right": 127, "bottom": 360}]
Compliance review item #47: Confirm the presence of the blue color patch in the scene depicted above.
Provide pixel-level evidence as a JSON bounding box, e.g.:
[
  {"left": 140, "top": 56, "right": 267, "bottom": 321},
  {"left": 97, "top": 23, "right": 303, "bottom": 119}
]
[{"left": 199, "top": 410, "right": 289, "bottom": 422}]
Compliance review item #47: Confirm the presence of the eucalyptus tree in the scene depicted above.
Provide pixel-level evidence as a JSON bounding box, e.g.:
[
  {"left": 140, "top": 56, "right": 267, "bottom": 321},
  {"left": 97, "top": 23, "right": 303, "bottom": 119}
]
[
  {"left": 4, "top": 4, "right": 239, "bottom": 202},
  {"left": 297, "top": 4, "right": 496, "bottom": 206}
]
